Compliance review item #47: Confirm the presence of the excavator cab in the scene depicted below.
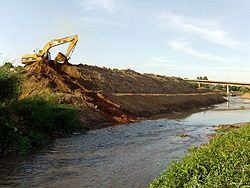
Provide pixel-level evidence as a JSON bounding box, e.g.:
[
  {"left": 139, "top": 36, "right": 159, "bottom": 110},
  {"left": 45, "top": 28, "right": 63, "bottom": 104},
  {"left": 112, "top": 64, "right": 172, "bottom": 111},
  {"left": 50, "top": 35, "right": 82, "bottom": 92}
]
[
  {"left": 43, "top": 51, "right": 51, "bottom": 61},
  {"left": 21, "top": 54, "right": 40, "bottom": 64},
  {"left": 21, "top": 51, "right": 51, "bottom": 64}
]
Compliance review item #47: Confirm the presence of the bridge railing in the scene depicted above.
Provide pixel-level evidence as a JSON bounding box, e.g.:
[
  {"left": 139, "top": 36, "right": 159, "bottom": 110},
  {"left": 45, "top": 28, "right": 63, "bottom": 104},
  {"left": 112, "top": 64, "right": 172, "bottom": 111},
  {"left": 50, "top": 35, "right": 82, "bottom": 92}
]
[{"left": 185, "top": 79, "right": 250, "bottom": 95}]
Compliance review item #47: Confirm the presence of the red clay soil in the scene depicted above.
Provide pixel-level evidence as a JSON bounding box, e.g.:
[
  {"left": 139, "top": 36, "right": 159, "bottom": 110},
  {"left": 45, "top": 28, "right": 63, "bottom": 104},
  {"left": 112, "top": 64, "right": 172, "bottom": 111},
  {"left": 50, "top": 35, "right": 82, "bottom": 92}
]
[
  {"left": 20, "top": 60, "right": 226, "bottom": 128},
  {"left": 241, "top": 93, "right": 250, "bottom": 99}
]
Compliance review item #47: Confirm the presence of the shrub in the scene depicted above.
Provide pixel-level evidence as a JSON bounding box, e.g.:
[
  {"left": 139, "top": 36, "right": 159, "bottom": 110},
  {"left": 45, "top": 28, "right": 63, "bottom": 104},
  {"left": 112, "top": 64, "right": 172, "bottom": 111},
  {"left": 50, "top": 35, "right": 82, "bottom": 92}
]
[
  {"left": 17, "top": 136, "right": 32, "bottom": 155},
  {"left": 9, "top": 97, "right": 82, "bottom": 134},
  {"left": 0, "top": 64, "right": 84, "bottom": 156},
  {"left": 0, "top": 97, "right": 84, "bottom": 155},
  {"left": 0, "top": 118, "right": 18, "bottom": 154},
  {"left": 2, "top": 62, "right": 14, "bottom": 69},
  {"left": 0, "top": 68, "right": 20, "bottom": 101}
]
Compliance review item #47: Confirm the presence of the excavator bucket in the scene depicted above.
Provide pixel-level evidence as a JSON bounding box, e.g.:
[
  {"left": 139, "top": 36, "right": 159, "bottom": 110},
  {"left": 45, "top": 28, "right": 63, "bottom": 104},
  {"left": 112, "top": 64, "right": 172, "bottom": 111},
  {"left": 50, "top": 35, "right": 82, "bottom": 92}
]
[{"left": 55, "top": 52, "right": 69, "bottom": 64}]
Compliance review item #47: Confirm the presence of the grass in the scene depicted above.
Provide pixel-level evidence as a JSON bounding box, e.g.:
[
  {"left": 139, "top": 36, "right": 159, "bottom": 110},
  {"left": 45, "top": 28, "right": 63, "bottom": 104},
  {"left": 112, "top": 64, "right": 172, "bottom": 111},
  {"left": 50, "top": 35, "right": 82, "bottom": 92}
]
[
  {"left": 10, "top": 96, "right": 82, "bottom": 133},
  {"left": 0, "top": 64, "right": 85, "bottom": 156},
  {"left": 150, "top": 125, "right": 250, "bottom": 188},
  {"left": 0, "top": 96, "right": 85, "bottom": 156}
]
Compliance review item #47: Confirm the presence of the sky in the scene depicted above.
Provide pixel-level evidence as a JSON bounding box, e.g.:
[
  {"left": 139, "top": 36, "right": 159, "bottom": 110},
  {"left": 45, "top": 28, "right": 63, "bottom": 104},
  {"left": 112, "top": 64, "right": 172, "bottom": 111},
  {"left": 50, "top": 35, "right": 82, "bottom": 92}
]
[{"left": 1, "top": 0, "right": 250, "bottom": 81}]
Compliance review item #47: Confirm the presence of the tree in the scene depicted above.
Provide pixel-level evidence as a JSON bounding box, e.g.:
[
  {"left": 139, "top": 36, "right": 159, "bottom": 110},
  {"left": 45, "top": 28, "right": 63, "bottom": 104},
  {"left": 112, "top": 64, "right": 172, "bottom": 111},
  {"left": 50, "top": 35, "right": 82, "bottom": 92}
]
[
  {"left": 203, "top": 76, "right": 208, "bottom": 80},
  {"left": 2, "top": 62, "right": 14, "bottom": 69},
  {"left": 197, "top": 76, "right": 208, "bottom": 80}
]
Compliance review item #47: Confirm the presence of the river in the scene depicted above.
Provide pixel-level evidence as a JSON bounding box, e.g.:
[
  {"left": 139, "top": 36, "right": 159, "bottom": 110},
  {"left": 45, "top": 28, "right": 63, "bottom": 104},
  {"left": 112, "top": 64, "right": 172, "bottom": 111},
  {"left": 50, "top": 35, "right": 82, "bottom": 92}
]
[{"left": 1, "top": 97, "right": 250, "bottom": 188}]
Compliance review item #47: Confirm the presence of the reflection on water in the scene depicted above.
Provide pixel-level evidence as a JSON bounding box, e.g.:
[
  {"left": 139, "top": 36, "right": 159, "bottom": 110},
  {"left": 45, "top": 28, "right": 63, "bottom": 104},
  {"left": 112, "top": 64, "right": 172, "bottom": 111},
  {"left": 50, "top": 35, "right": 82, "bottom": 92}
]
[{"left": 0, "top": 97, "right": 250, "bottom": 188}]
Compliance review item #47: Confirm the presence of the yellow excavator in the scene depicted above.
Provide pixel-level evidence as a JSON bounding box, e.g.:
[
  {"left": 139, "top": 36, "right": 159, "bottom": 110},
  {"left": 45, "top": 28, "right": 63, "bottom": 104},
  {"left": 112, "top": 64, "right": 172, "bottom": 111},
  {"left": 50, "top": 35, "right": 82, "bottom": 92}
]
[{"left": 21, "top": 34, "right": 78, "bottom": 64}]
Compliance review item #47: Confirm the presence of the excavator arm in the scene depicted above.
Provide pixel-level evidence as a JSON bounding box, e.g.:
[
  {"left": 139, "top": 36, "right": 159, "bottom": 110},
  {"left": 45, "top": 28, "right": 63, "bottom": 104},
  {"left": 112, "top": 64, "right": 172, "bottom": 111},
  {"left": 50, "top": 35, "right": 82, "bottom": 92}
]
[
  {"left": 39, "top": 35, "right": 78, "bottom": 59},
  {"left": 65, "top": 35, "right": 78, "bottom": 58},
  {"left": 21, "top": 34, "right": 78, "bottom": 64}
]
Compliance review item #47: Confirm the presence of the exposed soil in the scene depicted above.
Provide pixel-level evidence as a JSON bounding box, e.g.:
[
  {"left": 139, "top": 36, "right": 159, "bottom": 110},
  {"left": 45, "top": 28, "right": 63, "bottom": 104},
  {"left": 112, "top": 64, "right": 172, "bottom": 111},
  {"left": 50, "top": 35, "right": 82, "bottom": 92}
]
[
  {"left": 208, "top": 122, "right": 250, "bottom": 139},
  {"left": 241, "top": 92, "right": 250, "bottom": 99},
  {"left": 215, "top": 122, "right": 250, "bottom": 131},
  {"left": 20, "top": 60, "right": 226, "bottom": 128}
]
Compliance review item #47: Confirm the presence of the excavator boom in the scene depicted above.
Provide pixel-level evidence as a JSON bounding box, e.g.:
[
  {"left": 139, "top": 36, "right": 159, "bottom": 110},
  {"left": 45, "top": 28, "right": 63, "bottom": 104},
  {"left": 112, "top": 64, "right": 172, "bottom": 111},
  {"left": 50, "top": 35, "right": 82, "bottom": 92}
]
[{"left": 21, "top": 34, "right": 78, "bottom": 64}]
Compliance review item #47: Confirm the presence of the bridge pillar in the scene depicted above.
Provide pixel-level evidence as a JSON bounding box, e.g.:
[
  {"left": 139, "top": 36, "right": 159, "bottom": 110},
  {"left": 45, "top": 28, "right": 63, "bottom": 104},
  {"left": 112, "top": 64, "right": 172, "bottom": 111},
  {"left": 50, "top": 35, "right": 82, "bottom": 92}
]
[{"left": 226, "top": 85, "right": 230, "bottom": 96}]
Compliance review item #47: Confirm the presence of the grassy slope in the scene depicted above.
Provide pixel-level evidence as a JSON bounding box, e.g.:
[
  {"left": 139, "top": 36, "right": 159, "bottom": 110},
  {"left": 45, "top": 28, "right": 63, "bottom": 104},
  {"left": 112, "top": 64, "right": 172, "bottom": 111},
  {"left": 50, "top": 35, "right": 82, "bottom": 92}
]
[
  {"left": 150, "top": 125, "right": 250, "bottom": 188},
  {"left": 0, "top": 65, "right": 85, "bottom": 156},
  {"left": 0, "top": 97, "right": 85, "bottom": 155}
]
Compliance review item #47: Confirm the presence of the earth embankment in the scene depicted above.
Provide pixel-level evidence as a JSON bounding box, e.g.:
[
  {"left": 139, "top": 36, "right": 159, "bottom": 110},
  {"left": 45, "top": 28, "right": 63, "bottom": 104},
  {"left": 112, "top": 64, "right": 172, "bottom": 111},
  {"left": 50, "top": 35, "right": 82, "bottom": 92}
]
[
  {"left": 241, "top": 92, "right": 250, "bottom": 99},
  {"left": 21, "top": 60, "right": 226, "bottom": 127}
]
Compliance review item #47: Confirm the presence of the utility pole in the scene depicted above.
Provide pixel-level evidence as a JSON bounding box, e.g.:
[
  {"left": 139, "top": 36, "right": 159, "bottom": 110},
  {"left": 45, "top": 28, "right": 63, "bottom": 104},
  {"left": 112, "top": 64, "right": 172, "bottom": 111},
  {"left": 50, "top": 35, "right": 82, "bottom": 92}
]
[{"left": 226, "top": 84, "right": 230, "bottom": 96}]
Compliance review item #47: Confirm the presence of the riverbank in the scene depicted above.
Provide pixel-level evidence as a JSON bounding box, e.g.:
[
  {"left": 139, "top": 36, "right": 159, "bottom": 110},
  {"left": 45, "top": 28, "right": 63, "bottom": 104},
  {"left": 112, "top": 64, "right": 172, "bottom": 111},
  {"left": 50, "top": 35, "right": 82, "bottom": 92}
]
[
  {"left": 0, "top": 61, "right": 226, "bottom": 156},
  {"left": 1, "top": 98, "right": 248, "bottom": 187},
  {"left": 0, "top": 96, "right": 86, "bottom": 156},
  {"left": 150, "top": 123, "right": 250, "bottom": 187},
  {"left": 0, "top": 64, "right": 86, "bottom": 156},
  {"left": 21, "top": 60, "right": 226, "bottom": 127}
]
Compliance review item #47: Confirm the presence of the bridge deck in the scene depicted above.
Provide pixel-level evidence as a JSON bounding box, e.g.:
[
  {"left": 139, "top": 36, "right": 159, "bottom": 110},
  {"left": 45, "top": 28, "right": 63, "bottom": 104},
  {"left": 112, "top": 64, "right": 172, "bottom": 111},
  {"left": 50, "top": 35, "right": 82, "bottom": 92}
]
[{"left": 186, "top": 79, "right": 250, "bottom": 87}]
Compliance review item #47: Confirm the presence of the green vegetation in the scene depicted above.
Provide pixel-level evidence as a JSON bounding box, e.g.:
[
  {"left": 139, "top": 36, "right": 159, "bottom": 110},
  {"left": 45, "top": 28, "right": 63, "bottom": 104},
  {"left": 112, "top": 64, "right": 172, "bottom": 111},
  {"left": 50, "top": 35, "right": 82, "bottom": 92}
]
[
  {"left": 0, "top": 63, "right": 85, "bottom": 156},
  {"left": 239, "top": 87, "right": 250, "bottom": 94},
  {"left": 197, "top": 76, "right": 208, "bottom": 80},
  {"left": 201, "top": 85, "right": 250, "bottom": 95},
  {"left": 0, "top": 65, "right": 20, "bottom": 101},
  {"left": 150, "top": 125, "right": 250, "bottom": 187},
  {"left": 178, "top": 133, "right": 189, "bottom": 138},
  {"left": 195, "top": 75, "right": 250, "bottom": 94},
  {"left": 0, "top": 97, "right": 83, "bottom": 155}
]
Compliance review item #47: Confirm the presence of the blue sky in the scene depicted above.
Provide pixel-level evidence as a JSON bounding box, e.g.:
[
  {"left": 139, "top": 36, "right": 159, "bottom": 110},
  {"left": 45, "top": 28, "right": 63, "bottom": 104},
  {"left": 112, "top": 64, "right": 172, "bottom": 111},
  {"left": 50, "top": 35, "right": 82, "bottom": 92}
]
[{"left": 1, "top": 0, "right": 250, "bottom": 81}]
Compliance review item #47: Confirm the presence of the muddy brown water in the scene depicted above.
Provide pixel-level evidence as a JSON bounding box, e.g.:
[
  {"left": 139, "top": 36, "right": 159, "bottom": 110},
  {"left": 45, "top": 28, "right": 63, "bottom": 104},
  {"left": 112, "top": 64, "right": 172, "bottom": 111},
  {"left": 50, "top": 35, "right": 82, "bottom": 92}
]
[{"left": 1, "top": 97, "right": 250, "bottom": 188}]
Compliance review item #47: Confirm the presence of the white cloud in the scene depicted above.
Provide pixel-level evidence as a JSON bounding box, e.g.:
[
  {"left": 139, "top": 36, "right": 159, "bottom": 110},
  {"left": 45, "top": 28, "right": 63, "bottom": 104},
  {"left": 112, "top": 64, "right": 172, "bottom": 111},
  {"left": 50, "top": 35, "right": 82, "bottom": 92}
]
[
  {"left": 149, "top": 57, "right": 171, "bottom": 63},
  {"left": 168, "top": 38, "right": 227, "bottom": 62},
  {"left": 79, "top": 0, "right": 115, "bottom": 13},
  {"left": 80, "top": 17, "right": 126, "bottom": 27},
  {"left": 144, "top": 62, "right": 174, "bottom": 68},
  {"left": 127, "top": 57, "right": 175, "bottom": 69},
  {"left": 168, "top": 38, "right": 188, "bottom": 50},
  {"left": 160, "top": 12, "right": 240, "bottom": 49},
  {"left": 128, "top": 63, "right": 175, "bottom": 69}
]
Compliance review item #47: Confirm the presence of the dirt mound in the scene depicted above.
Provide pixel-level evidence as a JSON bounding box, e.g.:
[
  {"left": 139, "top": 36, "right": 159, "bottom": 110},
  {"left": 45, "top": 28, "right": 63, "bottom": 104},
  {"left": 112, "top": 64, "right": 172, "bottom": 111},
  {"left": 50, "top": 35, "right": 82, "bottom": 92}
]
[
  {"left": 241, "top": 93, "right": 250, "bottom": 99},
  {"left": 21, "top": 60, "right": 225, "bottom": 127},
  {"left": 74, "top": 65, "right": 197, "bottom": 93},
  {"left": 22, "top": 60, "right": 197, "bottom": 96}
]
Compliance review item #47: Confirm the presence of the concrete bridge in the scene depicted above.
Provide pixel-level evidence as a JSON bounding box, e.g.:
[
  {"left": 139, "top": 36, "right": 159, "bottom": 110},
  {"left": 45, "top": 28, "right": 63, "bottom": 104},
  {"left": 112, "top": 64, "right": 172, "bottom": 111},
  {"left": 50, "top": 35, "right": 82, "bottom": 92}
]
[{"left": 185, "top": 79, "right": 250, "bottom": 95}]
